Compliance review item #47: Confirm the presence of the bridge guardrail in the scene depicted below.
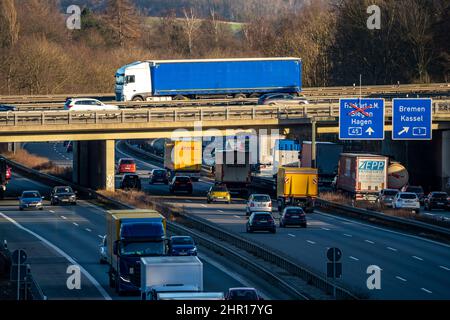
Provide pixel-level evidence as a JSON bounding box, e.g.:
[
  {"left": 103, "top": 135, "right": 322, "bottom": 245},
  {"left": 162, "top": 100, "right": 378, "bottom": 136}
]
[{"left": 0, "top": 101, "right": 449, "bottom": 128}]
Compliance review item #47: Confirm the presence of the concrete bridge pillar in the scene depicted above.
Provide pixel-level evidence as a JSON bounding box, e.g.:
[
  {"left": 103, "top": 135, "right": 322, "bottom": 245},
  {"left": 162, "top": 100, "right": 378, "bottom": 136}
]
[{"left": 73, "top": 140, "right": 115, "bottom": 191}]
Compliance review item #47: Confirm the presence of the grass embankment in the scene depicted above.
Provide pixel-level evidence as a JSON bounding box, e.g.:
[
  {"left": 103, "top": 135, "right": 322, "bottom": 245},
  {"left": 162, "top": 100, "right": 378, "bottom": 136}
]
[{"left": 2, "top": 149, "right": 72, "bottom": 181}]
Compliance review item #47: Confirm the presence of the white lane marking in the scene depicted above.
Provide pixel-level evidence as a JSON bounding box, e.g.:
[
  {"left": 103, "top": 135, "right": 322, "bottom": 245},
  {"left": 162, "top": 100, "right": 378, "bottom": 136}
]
[
  {"left": 200, "top": 204, "right": 207, "bottom": 208},
  {"left": 387, "top": 247, "right": 398, "bottom": 252},
  {"left": 396, "top": 276, "right": 407, "bottom": 282},
  {"left": 343, "top": 233, "right": 353, "bottom": 237},
  {"left": 421, "top": 288, "right": 432, "bottom": 294},
  {"left": 365, "top": 240, "right": 375, "bottom": 244},
  {"left": 0, "top": 212, "right": 111, "bottom": 300},
  {"left": 98, "top": 235, "right": 104, "bottom": 239},
  {"left": 439, "top": 265, "right": 450, "bottom": 271},
  {"left": 217, "top": 210, "right": 224, "bottom": 213},
  {"left": 185, "top": 200, "right": 192, "bottom": 203},
  {"left": 61, "top": 216, "right": 67, "bottom": 220},
  {"left": 198, "top": 253, "right": 271, "bottom": 300},
  {"left": 412, "top": 256, "right": 423, "bottom": 261},
  {"left": 349, "top": 256, "right": 359, "bottom": 261},
  {"left": 233, "top": 215, "right": 241, "bottom": 219},
  {"left": 288, "top": 234, "right": 296, "bottom": 238},
  {"left": 49, "top": 210, "right": 55, "bottom": 213},
  {"left": 72, "top": 222, "right": 79, "bottom": 227},
  {"left": 85, "top": 228, "right": 92, "bottom": 232},
  {"left": 321, "top": 227, "right": 330, "bottom": 231},
  {"left": 317, "top": 211, "right": 450, "bottom": 249},
  {"left": 306, "top": 240, "right": 316, "bottom": 245}
]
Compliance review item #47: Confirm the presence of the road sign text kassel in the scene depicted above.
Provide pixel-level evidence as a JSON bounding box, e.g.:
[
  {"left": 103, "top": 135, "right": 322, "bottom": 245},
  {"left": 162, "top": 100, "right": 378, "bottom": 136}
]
[{"left": 392, "top": 98, "right": 432, "bottom": 140}]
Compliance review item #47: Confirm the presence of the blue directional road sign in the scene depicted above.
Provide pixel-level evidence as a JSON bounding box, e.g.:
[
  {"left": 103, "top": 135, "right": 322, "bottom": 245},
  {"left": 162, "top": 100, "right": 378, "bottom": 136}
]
[
  {"left": 339, "top": 98, "right": 385, "bottom": 140},
  {"left": 392, "top": 98, "right": 432, "bottom": 140}
]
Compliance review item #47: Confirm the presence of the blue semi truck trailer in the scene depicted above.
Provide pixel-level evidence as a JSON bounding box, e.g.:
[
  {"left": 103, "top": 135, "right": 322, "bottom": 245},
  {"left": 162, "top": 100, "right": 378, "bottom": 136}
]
[{"left": 115, "top": 57, "right": 302, "bottom": 102}]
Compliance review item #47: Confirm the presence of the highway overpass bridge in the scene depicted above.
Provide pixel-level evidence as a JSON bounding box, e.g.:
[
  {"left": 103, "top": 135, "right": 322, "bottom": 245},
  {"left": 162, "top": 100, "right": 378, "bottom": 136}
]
[{"left": 1, "top": 102, "right": 449, "bottom": 192}]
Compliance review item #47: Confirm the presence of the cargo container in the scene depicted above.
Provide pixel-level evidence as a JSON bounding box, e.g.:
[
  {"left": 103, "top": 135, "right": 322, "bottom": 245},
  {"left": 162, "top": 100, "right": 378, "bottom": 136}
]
[
  {"left": 106, "top": 209, "right": 166, "bottom": 295},
  {"left": 215, "top": 150, "right": 252, "bottom": 196},
  {"left": 164, "top": 140, "right": 202, "bottom": 181},
  {"left": 272, "top": 139, "right": 301, "bottom": 176},
  {"left": 276, "top": 167, "right": 318, "bottom": 213},
  {"left": 140, "top": 256, "right": 203, "bottom": 300},
  {"left": 301, "top": 141, "right": 343, "bottom": 186},
  {"left": 115, "top": 58, "right": 302, "bottom": 102},
  {"left": 336, "top": 153, "right": 388, "bottom": 201}
]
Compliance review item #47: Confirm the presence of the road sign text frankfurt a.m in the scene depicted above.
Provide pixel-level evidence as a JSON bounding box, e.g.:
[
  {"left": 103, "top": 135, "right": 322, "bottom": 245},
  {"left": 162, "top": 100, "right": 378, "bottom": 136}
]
[{"left": 339, "top": 98, "right": 385, "bottom": 140}]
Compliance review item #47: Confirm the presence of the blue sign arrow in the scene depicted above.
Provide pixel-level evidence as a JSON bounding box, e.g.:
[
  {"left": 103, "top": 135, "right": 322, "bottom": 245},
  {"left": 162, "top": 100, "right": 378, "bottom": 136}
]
[
  {"left": 339, "top": 98, "right": 385, "bottom": 140},
  {"left": 392, "top": 99, "right": 432, "bottom": 140}
]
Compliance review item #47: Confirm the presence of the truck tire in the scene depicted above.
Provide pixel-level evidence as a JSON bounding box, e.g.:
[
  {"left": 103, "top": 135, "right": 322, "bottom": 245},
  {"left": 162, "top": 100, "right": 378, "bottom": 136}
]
[
  {"left": 132, "top": 96, "right": 144, "bottom": 102},
  {"left": 174, "top": 95, "right": 187, "bottom": 101},
  {"left": 234, "top": 93, "right": 246, "bottom": 99}
]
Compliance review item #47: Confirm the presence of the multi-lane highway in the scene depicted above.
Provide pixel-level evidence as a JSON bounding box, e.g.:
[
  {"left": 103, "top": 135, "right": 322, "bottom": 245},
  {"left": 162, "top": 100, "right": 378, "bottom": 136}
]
[
  {"left": 20, "top": 141, "right": 450, "bottom": 299},
  {"left": 0, "top": 172, "right": 282, "bottom": 300}
]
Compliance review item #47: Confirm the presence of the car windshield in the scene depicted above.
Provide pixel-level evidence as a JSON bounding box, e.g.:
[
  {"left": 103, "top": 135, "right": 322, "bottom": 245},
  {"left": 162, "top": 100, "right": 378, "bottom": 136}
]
[
  {"left": 383, "top": 190, "right": 398, "bottom": 196},
  {"left": 400, "top": 193, "right": 417, "bottom": 199},
  {"left": 124, "top": 175, "right": 139, "bottom": 181},
  {"left": 121, "top": 159, "right": 135, "bottom": 165},
  {"left": 285, "top": 209, "right": 304, "bottom": 216},
  {"left": 171, "top": 237, "right": 194, "bottom": 245},
  {"left": 252, "top": 195, "right": 270, "bottom": 202},
  {"left": 153, "top": 170, "right": 166, "bottom": 175},
  {"left": 212, "top": 186, "right": 228, "bottom": 192},
  {"left": 407, "top": 187, "right": 423, "bottom": 193},
  {"left": 23, "top": 192, "right": 40, "bottom": 198},
  {"left": 229, "top": 290, "right": 258, "bottom": 300},
  {"left": 56, "top": 187, "right": 73, "bottom": 193},
  {"left": 253, "top": 214, "right": 271, "bottom": 220},
  {"left": 432, "top": 192, "right": 448, "bottom": 198},
  {"left": 176, "top": 177, "right": 190, "bottom": 183},
  {"left": 120, "top": 241, "right": 165, "bottom": 257}
]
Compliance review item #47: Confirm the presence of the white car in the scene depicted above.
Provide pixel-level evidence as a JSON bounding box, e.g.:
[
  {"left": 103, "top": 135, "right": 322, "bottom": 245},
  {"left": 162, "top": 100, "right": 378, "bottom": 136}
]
[
  {"left": 64, "top": 98, "right": 120, "bottom": 111},
  {"left": 246, "top": 194, "right": 272, "bottom": 216},
  {"left": 392, "top": 192, "right": 420, "bottom": 210}
]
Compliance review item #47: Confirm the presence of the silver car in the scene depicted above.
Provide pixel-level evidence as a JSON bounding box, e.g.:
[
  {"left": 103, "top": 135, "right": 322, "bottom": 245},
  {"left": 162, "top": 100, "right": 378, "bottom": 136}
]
[
  {"left": 246, "top": 194, "right": 272, "bottom": 216},
  {"left": 19, "top": 190, "right": 44, "bottom": 211},
  {"left": 377, "top": 189, "right": 398, "bottom": 208},
  {"left": 99, "top": 235, "right": 107, "bottom": 264},
  {"left": 258, "top": 93, "right": 309, "bottom": 106}
]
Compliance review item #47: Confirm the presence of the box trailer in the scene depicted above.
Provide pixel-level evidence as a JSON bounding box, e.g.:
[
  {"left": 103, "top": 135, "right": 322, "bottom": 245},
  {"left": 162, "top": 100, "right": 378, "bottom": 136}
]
[
  {"left": 164, "top": 140, "right": 202, "bottom": 181},
  {"left": 215, "top": 150, "right": 252, "bottom": 196},
  {"left": 115, "top": 58, "right": 302, "bottom": 101},
  {"left": 336, "top": 153, "right": 388, "bottom": 201}
]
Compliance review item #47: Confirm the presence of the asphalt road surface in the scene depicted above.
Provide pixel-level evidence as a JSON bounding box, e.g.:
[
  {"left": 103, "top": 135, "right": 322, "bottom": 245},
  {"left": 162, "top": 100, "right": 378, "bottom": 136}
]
[{"left": 0, "top": 173, "right": 276, "bottom": 300}]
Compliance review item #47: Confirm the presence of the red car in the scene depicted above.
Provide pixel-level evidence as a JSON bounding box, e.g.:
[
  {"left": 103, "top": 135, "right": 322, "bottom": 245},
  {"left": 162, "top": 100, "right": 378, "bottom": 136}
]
[{"left": 117, "top": 158, "right": 136, "bottom": 174}]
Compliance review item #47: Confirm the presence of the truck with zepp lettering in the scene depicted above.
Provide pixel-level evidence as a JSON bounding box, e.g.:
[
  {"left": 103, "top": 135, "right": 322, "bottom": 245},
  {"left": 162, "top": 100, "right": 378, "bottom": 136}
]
[{"left": 336, "top": 153, "right": 388, "bottom": 202}]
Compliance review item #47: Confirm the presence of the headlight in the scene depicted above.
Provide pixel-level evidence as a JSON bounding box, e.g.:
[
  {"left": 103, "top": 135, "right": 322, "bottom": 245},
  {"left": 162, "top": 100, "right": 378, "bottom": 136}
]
[
  {"left": 120, "top": 276, "right": 131, "bottom": 283},
  {"left": 70, "top": 195, "right": 76, "bottom": 199},
  {"left": 54, "top": 195, "right": 58, "bottom": 198}
]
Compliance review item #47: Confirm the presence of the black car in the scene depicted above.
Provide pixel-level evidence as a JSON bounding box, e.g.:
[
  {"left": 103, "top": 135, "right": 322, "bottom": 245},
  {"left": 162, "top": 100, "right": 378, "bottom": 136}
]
[
  {"left": 120, "top": 174, "right": 141, "bottom": 190},
  {"left": 225, "top": 288, "right": 263, "bottom": 301},
  {"left": 405, "top": 186, "right": 425, "bottom": 205},
  {"left": 168, "top": 236, "right": 197, "bottom": 256},
  {"left": 149, "top": 169, "right": 169, "bottom": 184},
  {"left": 169, "top": 176, "right": 193, "bottom": 194},
  {"left": 50, "top": 186, "right": 77, "bottom": 205},
  {"left": 0, "top": 104, "right": 17, "bottom": 112},
  {"left": 246, "top": 212, "right": 276, "bottom": 233},
  {"left": 279, "top": 207, "right": 307, "bottom": 228},
  {"left": 424, "top": 192, "right": 449, "bottom": 211}
]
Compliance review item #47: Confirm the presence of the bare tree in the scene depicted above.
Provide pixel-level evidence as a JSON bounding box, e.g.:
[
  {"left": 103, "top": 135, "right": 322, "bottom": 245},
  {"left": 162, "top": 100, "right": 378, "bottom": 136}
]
[
  {"left": 105, "top": 0, "right": 142, "bottom": 47},
  {"left": 182, "top": 8, "right": 201, "bottom": 55},
  {"left": 0, "top": 0, "right": 19, "bottom": 48}
]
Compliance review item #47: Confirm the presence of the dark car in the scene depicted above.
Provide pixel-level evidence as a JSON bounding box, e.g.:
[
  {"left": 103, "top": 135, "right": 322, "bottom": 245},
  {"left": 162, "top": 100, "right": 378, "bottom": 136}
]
[
  {"left": 405, "top": 186, "right": 425, "bottom": 205},
  {"left": 149, "top": 169, "right": 169, "bottom": 184},
  {"left": 279, "top": 207, "right": 307, "bottom": 228},
  {"left": 169, "top": 176, "right": 193, "bottom": 194},
  {"left": 120, "top": 174, "right": 141, "bottom": 190},
  {"left": 225, "top": 288, "right": 263, "bottom": 301},
  {"left": 0, "top": 104, "right": 17, "bottom": 112},
  {"left": 424, "top": 192, "right": 449, "bottom": 211},
  {"left": 168, "top": 236, "right": 197, "bottom": 256},
  {"left": 246, "top": 212, "right": 276, "bottom": 233},
  {"left": 50, "top": 186, "right": 77, "bottom": 205}
]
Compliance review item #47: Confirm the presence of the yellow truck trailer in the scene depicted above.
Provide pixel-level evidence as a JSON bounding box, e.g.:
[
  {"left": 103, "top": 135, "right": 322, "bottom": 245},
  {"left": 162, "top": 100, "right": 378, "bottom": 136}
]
[
  {"left": 106, "top": 209, "right": 166, "bottom": 295},
  {"left": 276, "top": 167, "right": 318, "bottom": 213},
  {"left": 164, "top": 140, "right": 202, "bottom": 181}
]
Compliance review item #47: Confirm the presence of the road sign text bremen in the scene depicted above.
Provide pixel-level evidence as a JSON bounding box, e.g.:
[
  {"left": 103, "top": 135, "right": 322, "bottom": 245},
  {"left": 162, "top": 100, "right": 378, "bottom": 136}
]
[
  {"left": 392, "top": 98, "right": 432, "bottom": 140},
  {"left": 339, "top": 98, "right": 385, "bottom": 140}
]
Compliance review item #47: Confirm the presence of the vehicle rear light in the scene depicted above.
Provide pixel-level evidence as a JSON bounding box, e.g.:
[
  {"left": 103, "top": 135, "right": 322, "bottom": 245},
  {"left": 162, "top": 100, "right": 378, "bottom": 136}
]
[{"left": 268, "top": 203, "right": 272, "bottom": 207}]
